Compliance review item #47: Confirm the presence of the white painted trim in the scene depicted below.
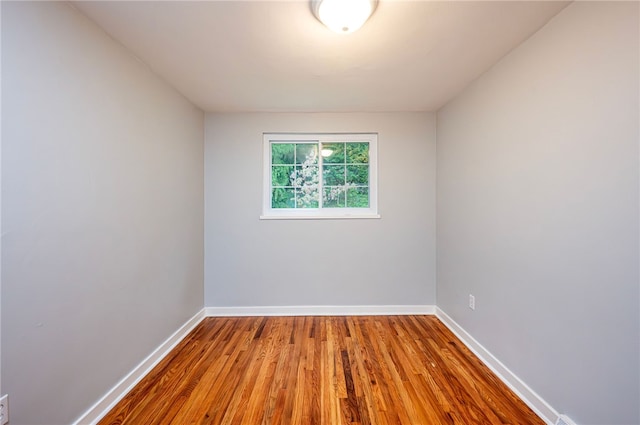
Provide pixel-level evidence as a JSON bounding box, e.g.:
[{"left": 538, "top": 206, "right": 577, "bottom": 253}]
[
  {"left": 205, "top": 305, "right": 435, "bottom": 317},
  {"left": 435, "top": 307, "right": 560, "bottom": 425},
  {"left": 260, "top": 213, "right": 381, "bottom": 220},
  {"left": 73, "top": 309, "right": 206, "bottom": 425}
]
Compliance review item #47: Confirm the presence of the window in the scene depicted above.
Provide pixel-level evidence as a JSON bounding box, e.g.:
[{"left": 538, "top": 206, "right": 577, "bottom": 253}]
[{"left": 262, "top": 133, "right": 379, "bottom": 219}]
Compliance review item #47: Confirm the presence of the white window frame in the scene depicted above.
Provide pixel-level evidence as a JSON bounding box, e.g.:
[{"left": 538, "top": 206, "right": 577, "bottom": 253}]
[{"left": 261, "top": 133, "right": 379, "bottom": 220}]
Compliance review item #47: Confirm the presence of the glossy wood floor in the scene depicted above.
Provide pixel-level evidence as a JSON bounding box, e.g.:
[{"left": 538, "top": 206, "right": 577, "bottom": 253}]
[{"left": 99, "top": 316, "right": 544, "bottom": 425}]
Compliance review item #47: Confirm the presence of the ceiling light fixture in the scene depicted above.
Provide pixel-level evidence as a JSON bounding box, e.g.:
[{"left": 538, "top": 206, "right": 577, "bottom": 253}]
[
  {"left": 321, "top": 148, "right": 334, "bottom": 157},
  {"left": 311, "top": 0, "right": 378, "bottom": 34}
]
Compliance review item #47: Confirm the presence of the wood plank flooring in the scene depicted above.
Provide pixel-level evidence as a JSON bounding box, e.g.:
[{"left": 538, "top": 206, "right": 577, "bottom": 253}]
[{"left": 99, "top": 316, "right": 544, "bottom": 425}]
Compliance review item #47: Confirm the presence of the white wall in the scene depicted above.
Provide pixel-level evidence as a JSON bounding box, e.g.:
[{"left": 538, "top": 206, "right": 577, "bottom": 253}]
[
  {"left": 0, "top": 0, "right": 3, "bottom": 399},
  {"left": 205, "top": 113, "right": 435, "bottom": 308},
  {"left": 437, "top": 2, "right": 639, "bottom": 424},
  {"left": 1, "top": 3, "right": 204, "bottom": 424}
]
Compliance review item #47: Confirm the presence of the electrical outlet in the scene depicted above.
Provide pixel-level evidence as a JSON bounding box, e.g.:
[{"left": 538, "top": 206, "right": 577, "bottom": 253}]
[
  {"left": 469, "top": 294, "right": 475, "bottom": 310},
  {"left": 0, "top": 394, "right": 9, "bottom": 425}
]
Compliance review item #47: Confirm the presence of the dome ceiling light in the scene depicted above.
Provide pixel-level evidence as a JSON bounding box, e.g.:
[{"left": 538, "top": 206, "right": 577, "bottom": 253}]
[{"left": 311, "top": 0, "right": 379, "bottom": 34}]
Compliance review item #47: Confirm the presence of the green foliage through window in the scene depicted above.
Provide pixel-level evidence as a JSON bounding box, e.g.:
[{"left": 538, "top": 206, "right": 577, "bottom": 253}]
[{"left": 270, "top": 141, "right": 370, "bottom": 209}]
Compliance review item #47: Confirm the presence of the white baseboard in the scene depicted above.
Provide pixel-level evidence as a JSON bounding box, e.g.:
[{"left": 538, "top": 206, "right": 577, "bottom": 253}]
[
  {"left": 435, "top": 307, "right": 560, "bottom": 425},
  {"left": 73, "top": 309, "right": 206, "bottom": 425},
  {"left": 205, "top": 304, "right": 435, "bottom": 317}
]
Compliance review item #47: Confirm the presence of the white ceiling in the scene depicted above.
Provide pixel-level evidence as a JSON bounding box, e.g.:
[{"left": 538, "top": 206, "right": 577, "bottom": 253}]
[{"left": 74, "top": 0, "right": 570, "bottom": 113}]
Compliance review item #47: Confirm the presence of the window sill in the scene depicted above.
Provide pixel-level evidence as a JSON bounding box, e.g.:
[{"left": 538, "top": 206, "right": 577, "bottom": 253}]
[{"left": 260, "top": 213, "right": 381, "bottom": 220}]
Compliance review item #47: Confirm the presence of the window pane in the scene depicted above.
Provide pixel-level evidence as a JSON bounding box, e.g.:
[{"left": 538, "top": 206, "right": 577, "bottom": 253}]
[
  {"left": 296, "top": 144, "right": 318, "bottom": 165},
  {"left": 272, "top": 165, "right": 294, "bottom": 187},
  {"left": 323, "top": 186, "right": 346, "bottom": 208},
  {"left": 272, "top": 187, "right": 295, "bottom": 208},
  {"left": 321, "top": 143, "right": 345, "bottom": 163},
  {"left": 346, "top": 164, "right": 368, "bottom": 185},
  {"left": 272, "top": 143, "right": 295, "bottom": 165},
  {"left": 323, "top": 165, "right": 345, "bottom": 186},
  {"left": 296, "top": 187, "right": 319, "bottom": 208},
  {"left": 346, "top": 142, "right": 369, "bottom": 164},
  {"left": 293, "top": 165, "right": 319, "bottom": 188},
  {"left": 347, "top": 187, "right": 369, "bottom": 208}
]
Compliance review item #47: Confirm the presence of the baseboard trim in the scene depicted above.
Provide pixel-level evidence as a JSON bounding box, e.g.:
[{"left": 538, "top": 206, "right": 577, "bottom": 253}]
[
  {"left": 435, "top": 307, "right": 559, "bottom": 425},
  {"left": 73, "top": 309, "right": 206, "bottom": 425},
  {"left": 205, "top": 304, "right": 436, "bottom": 317}
]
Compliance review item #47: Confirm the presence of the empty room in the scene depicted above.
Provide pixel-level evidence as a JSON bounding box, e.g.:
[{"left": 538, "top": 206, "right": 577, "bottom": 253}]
[{"left": 1, "top": 1, "right": 638, "bottom": 424}]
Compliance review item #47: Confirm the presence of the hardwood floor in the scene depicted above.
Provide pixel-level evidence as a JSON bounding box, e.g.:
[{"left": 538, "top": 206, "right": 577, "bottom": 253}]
[{"left": 99, "top": 316, "right": 544, "bottom": 425}]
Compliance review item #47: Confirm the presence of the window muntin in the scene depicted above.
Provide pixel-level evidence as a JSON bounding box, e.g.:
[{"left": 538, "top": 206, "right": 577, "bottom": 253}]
[{"left": 262, "top": 133, "right": 379, "bottom": 219}]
